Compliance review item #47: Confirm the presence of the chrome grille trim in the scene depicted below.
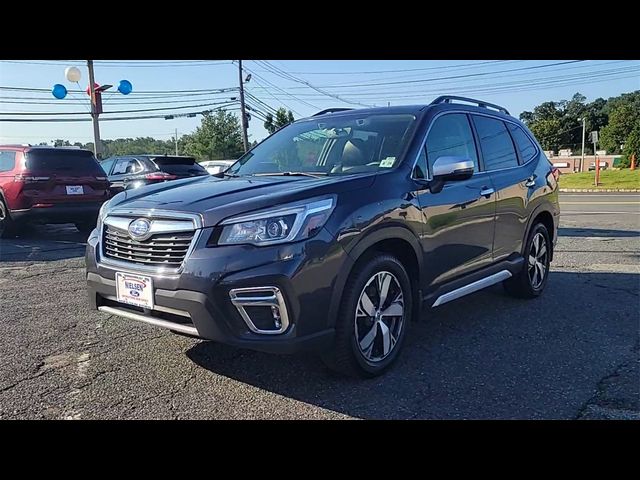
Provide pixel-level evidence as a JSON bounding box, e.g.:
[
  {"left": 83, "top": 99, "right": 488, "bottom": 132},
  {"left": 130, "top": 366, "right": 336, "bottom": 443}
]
[
  {"left": 98, "top": 209, "right": 202, "bottom": 274},
  {"left": 103, "top": 226, "right": 194, "bottom": 266}
]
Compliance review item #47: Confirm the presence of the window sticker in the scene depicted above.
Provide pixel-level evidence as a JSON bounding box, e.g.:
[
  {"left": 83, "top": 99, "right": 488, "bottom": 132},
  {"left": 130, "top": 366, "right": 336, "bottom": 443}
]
[{"left": 379, "top": 157, "right": 396, "bottom": 168}]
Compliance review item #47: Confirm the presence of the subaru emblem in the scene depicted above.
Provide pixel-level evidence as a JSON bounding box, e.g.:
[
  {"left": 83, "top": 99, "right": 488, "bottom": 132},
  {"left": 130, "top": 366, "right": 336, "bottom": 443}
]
[{"left": 128, "top": 218, "right": 152, "bottom": 240}]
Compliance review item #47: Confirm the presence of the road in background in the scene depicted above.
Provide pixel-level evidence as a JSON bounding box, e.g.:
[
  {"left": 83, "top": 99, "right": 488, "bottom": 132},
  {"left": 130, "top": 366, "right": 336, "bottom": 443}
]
[{"left": 0, "top": 193, "right": 638, "bottom": 419}]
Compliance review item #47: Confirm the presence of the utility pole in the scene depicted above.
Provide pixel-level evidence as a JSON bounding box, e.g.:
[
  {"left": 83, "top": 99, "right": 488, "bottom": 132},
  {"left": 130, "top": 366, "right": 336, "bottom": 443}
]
[
  {"left": 238, "top": 60, "right": 249, "bottom": 152},
  {"left": 580, "top": 117, "right": 586, "bottom": 173},
  {"left": 593, "top": 131, "right": 600, "bottom": 186},
  {"left": 174, "top": 128, "right": 178, "bottom": 156},
  {"left": 87, "top": 60, "right": 101, "bottom": 158}
]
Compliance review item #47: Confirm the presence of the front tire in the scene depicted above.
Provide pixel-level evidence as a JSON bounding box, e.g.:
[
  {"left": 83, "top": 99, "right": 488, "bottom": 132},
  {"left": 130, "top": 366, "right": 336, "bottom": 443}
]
[
  {"left": 504, "top": 223, "right": 551, "bottom": 298},
  {"left": 322, "top": 254, "right": 412, "bottom": 378}
]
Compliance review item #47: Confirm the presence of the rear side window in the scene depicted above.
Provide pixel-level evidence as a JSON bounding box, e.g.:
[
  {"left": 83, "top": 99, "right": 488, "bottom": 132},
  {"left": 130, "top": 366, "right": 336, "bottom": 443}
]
[
  {"left": 472, "top": 116, "right": 519, "bottom": 171},
  {"left": 507, "top": 124, "right": 537, "bottom": 163},
  {"left": 112, "top": 157, "right": 142, "bottom": 175},
  {"left": 99, "top": 158, "right": 116, "bottom": 175},
  {"left": 0, "top": 151, "right": 16, "bottom": 172},
  {"left": 425, "top": 113, "right": 478, "bottom": 176},
  {"left": 25, "top": 149, "right": 103, "bottom": 174}
]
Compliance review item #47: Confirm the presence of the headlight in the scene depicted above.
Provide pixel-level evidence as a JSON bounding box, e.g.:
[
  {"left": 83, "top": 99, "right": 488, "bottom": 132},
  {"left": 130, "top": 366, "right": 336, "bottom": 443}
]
[{"left": 218, "top": 196, "right": 335, "bottom": 246}]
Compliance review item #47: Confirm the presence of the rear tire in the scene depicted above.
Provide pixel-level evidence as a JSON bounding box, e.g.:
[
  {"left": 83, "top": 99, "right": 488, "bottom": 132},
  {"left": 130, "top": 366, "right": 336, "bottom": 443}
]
[
  {"left": 322, "top": 253, "right": 412, "bottom": 378},
  {"left": 504, "top": 223, "right": 551, "bottom": 298},
  {"left": 0, "top": 198, "right": 18, "bottom": 239}
]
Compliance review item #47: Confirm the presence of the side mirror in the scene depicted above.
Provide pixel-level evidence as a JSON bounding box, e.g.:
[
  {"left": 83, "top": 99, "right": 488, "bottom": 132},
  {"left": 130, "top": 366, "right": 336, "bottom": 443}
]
[{"left": 432, "top": 156, "right": 474, "bottom": 181}]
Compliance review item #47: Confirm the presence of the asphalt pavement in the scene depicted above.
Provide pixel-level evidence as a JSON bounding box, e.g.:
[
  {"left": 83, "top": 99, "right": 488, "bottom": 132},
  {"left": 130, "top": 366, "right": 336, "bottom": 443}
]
[{"left": 0, "top": 193, "right": 638, "bottom": 419}]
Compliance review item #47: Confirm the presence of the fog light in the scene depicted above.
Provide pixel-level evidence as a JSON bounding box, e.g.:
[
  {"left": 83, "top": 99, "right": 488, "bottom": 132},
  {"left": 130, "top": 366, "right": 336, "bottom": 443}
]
[{"left": 229, "top": 286, "right": 290, "bottom": 335}]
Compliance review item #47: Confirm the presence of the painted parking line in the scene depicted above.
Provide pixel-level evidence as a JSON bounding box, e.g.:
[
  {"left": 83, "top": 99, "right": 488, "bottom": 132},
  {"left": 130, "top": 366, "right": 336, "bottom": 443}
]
[
  {"left": 561, "top": 211, "right": 640, "bottom": 215},
  {"left": 560, "top": 202, "right": 640, "bottom": 205}
]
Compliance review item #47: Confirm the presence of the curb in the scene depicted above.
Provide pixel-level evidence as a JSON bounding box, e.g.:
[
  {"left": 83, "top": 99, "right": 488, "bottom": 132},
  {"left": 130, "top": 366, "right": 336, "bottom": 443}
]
[{"left": 559, "top": 188, "right": 640, "bottom": 193}]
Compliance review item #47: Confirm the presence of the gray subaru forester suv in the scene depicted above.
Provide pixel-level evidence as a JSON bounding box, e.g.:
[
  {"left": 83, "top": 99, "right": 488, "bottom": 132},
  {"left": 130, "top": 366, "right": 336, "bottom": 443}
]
[{"left": 86, "top": 96, "right": 560, "bottom": 377}]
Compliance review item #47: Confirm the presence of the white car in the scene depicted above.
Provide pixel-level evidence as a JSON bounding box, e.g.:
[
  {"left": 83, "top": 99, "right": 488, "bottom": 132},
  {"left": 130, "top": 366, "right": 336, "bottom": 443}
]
[{"left": 200, "top": 160, "right": 235, "bottom": 175}]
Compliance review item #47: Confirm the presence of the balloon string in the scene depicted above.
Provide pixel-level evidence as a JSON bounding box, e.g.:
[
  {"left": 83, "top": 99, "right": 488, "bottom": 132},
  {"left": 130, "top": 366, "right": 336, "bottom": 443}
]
[{"left": 70, "top": 82, "right": 92, "bottom": 113}]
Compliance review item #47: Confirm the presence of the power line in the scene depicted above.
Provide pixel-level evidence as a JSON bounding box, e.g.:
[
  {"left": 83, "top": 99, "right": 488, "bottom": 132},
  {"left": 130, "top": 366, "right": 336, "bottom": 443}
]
[
  {"left": 0, "top": 105, "right": 240, "bottom": 122},
  {"left": 0, "top": 100, "right": 239, "bottom": 116},
  {"left": 247, "top": 65, "right": 640, "bottom": 101},
  {"left": 0, "top": 60, "right": 232, "bottom": 68},
  {"left": 0, "top": 85, "right": 237, "bottom": 94},
  {"left": 241, "top": 68, "right": 310, "bottom": 114},
  {"left": 277, "top": 60, "right": 521, "bottom": 75},
  {"left": 0, "top": 94, "right": 238, "bottom": 106},
  {"left": 308, "top": 60, "right": 627, "bottom": 90},
  {"left": 254, "top": 60, "right": 372, "bottom": 107},
  {"left": 252, "top": 60, "right": 587, "bottom": 91}
]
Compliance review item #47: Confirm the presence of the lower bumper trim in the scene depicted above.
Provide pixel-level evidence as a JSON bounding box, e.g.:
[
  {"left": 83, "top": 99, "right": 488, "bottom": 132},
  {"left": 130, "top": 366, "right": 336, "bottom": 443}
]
[{"left": 98, "top": 305, "right": 200, "bottom": 337}]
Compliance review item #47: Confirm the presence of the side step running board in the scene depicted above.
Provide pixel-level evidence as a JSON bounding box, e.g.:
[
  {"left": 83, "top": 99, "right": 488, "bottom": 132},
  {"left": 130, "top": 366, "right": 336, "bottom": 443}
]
[{"left": 432, "top": 270, "right": 512, "bottom": 307}]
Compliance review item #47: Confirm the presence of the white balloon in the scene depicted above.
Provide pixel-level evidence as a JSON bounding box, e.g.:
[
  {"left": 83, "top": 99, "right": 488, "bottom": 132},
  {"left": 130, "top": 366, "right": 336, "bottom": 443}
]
[{"left": 65, "top": 66, "right": 81, "bottom": 83}]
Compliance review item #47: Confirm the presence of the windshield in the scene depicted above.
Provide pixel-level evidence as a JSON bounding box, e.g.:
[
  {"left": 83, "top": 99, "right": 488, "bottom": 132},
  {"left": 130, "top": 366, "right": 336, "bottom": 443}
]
[{"left": 228, "top": 113, "right": 417, "bottom": 176}]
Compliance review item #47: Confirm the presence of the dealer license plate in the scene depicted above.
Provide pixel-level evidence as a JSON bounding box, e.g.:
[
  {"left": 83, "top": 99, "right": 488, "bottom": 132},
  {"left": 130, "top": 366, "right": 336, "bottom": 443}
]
[
  {"left": 66, "top": 185, "right": 84, "bottom": 195},
  {"left": 115, "top": 272, "right": 154, "bottom": 309}
]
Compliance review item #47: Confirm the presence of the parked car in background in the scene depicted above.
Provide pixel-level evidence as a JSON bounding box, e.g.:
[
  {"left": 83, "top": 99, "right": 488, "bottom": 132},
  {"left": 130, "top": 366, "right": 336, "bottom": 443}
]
[
  {"left": 86, "top": 96, "right": 560, "bottom": 378},
  {"left": 200, "top": 160, "right": 235, "bottom": 175},
  {"left": 100, "top": 155, "right": 208, "bottom": 193},
  {"left": 0, "top": 145, "right": 109, "bottom": 237}
]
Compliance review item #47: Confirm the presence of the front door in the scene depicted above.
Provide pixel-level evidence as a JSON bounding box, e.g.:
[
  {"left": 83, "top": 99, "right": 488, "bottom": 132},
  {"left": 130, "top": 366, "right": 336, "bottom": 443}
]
[{"left": 414, "top": 113, "right": 496, "bottom": 289}]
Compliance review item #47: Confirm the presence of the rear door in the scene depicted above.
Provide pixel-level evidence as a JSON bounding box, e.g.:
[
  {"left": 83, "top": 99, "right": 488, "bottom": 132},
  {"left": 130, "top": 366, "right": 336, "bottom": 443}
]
[
  {"left": 109, "top": 157, "right": 142, "bottom": 190},
  {"left": 22, "top": 149, "right": 109, "bottom": 204},
  {"left": 471, "top": 115, "right": 533, "bottom": 260},
  {"left": 414, "top": 113, "right": 496, "bottom": 288}
]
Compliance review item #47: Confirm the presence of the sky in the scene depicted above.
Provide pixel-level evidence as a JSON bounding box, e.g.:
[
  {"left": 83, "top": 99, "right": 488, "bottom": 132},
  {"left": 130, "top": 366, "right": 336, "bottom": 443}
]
[{"left": 0, "top": 60, "right": 638, "bottom": 147}]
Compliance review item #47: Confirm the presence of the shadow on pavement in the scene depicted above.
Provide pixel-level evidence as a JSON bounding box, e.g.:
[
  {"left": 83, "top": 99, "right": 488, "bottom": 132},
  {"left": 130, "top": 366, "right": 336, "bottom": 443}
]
[
  {"left": 186, "top": 271, "right": 639, "bottom": 419},
  {"left": 0, "top": 223, "right": 88, "bottom": 263},
  {"left": 559, "top": 227, "right": 640, "bottom": 238}
]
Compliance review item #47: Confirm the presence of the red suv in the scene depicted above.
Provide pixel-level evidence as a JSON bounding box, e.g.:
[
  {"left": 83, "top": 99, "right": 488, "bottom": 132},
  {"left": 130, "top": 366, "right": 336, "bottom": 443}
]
[{"left": 0, "top": 145, "right": 110, "bottom": 238}]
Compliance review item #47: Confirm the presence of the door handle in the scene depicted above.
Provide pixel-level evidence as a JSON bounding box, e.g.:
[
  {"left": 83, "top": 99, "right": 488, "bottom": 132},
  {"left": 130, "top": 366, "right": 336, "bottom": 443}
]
[
  {"left": 524, "top": 175, "right": 537, "bottom": 188},
  {"left": 480, "top": 187, "right": 495, "bottom": 198}
]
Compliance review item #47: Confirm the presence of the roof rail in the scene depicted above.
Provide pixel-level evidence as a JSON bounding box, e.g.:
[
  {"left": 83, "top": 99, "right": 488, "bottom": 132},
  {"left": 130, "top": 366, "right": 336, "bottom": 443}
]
[
  {"left": 0, "top": 143, "right": 31, "bottom": 147},
  {"left": 312, "top": 108, "right": 354, "bottom": 117},
  {"left": 431, "top": 95, "right": 510, "bottom": 115}
]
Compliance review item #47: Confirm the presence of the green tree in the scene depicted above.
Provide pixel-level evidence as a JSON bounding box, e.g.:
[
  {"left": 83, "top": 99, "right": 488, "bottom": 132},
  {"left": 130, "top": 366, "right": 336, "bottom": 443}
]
[
  {"left": 600, "top": 92, "right": 640, "bottom": 155},
  {"left": 182, "top": 110, "right": 244, "bottom": 160},
  {"left": 264, "top": 108, "right": 295, "bottom": 134}
]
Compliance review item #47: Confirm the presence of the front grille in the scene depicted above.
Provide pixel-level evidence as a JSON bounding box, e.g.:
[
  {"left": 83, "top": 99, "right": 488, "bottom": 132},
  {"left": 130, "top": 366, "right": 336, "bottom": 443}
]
[{"left": 103, "top": 226, "right": 194, "bottom": 267}]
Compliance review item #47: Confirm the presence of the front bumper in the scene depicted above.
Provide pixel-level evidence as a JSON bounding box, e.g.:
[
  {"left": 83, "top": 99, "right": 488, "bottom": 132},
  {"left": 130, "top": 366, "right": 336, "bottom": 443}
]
[
  {"left": 85, "top": 225, "right": 348, "bottom": 354},
  {"left": 11, "top": 202, "right": 103, "bottom": 224}
]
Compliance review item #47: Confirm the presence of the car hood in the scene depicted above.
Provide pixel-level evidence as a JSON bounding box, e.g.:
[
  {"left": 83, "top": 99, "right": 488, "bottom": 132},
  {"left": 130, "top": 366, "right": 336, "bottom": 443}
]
[{"left": 107, "top": 174, "right": 376, "bottom": 227}]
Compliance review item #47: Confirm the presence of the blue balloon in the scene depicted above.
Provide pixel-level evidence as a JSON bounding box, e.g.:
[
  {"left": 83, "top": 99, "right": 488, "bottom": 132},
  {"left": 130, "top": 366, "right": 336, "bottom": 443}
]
[
  {"left": 118, "top": 80, "right": 133, "bottom": 95},
  {"left": 52, "top": 84, "right": 67, "bottom": 99}
]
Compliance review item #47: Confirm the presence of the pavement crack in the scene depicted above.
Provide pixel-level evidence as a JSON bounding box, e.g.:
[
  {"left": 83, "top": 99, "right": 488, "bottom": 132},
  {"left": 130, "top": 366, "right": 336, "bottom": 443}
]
[{"left": 574, "top": 356, "right": 639, "bottom": 420}]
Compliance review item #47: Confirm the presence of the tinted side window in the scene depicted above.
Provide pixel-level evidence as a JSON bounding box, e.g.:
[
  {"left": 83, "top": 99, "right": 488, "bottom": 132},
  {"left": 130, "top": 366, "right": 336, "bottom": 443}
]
[
  {"left": 507, "top": 124, "right": 537, "bottom": 163},
  {"left": 0, "top": 151, "right": 16, "bottom": 172},
  {"left": 99, "top": 158, "right": 116, "bottom": 175},
  {"left": 472, "top": 116, "right": 518, "bottom": 170},
  {"left": 414, "top": 147, "right": 428, "bottom": 179},
  {"left": 425, "top": 114, "right": 478, "bottom": 176},
  {"left": 112, "top": 158, "right": 141, "bottom": 175}
]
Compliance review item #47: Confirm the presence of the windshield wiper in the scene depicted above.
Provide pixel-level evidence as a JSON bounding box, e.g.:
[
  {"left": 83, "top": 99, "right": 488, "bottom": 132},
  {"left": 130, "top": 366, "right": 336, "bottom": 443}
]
[
  {"left": 212, "top": 171, "right": 240, "bottom": 178},
  {"left": 251, "top": 171, "right": 328, "bottom": 179}
]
